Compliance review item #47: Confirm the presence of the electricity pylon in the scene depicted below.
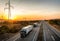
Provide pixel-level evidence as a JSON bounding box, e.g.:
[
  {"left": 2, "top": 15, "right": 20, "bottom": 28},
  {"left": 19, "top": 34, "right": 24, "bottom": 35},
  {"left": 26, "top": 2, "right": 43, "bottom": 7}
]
[{"left": 4, "top": 0, "right": 13, "bottom": 20}]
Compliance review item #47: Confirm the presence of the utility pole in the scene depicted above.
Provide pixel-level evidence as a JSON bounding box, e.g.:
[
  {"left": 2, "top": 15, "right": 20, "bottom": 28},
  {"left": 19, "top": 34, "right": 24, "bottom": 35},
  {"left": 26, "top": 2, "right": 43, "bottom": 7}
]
[
  {"left": 4, "top": 0, "right": 13, "bottom": 21},
  {"left": 8, "top": 0, "right": 11, "bottom": 20}
]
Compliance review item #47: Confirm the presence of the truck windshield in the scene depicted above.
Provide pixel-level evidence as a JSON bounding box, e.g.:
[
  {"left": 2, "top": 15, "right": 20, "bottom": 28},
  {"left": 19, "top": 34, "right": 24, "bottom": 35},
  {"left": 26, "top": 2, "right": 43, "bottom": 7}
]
[{"left": 21, "top": 29, "right": 26, "bottom": 32}]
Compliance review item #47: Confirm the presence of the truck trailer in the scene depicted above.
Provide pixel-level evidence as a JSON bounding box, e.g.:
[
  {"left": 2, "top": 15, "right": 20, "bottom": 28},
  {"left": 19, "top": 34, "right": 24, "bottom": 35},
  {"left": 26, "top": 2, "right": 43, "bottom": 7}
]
[{"left": 20, "top": 25, "right": 33, "bottom": 38}]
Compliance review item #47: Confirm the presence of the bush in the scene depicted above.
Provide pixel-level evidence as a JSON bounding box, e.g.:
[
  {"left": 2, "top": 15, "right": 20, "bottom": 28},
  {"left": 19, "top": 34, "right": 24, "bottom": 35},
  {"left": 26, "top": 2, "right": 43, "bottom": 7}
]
[
  {"left": 0, "top": 25, "right": 9, "bottom": 34},
  {"left": 48, "top": 19, "right": 60, "bottom": 25},
  {"left": 9, "top": 26, "right": 19, "bottom": 33}
]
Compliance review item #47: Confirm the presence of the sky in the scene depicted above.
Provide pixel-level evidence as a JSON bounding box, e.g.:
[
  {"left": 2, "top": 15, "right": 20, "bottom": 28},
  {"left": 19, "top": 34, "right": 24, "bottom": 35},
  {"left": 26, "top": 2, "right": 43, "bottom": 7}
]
[{"left": 0, "top": 0, "right": 60, "bottom": 20}]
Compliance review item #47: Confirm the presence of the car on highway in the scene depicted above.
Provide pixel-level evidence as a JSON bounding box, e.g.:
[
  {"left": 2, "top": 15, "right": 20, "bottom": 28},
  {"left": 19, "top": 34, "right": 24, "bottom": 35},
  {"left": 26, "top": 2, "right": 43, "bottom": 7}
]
[{"left": 33, "top": 23, "right": 38, "bottom": 27}]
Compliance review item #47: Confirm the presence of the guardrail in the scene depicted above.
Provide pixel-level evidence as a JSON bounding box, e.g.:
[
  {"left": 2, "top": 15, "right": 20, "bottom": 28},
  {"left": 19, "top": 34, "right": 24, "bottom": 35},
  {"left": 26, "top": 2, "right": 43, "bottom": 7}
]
[
  {"left": 45, "top": 21, "right": 60, "bottom": 37},
  {"left": 48, "top": 24, "right": 60, "bottom": 37},
  {"left": 43, "top": 21, "right": 60, "bottom": 41}
]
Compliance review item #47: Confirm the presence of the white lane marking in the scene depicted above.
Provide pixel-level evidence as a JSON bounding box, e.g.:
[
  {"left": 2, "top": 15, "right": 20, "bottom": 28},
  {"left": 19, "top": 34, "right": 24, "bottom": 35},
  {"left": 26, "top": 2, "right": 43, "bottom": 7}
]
[{"left": 51, "top": 35, "right": 55, "bottom": 41}]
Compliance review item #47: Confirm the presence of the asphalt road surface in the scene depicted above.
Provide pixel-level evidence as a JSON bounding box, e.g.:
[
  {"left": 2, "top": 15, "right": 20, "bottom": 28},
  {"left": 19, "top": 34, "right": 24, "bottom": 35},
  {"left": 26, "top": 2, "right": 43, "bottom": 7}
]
[{"left": 43, "top": 21, "right": 60, "bottom": 41}]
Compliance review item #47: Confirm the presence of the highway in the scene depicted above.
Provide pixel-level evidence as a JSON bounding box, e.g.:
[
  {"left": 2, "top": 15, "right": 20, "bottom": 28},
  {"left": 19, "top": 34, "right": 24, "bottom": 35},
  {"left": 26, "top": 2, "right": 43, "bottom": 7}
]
[
  {"left": 6, "top": 21, "right": 60, "bottom": 41},
  {"left": 43, "top": 21, "right": 60, "bottom": 41},
  {"left": 16, "top": 25, "right": 40, "bottom": 41},
  {"left": 6, "top": 22, "right": 41, "bottom": 41}
]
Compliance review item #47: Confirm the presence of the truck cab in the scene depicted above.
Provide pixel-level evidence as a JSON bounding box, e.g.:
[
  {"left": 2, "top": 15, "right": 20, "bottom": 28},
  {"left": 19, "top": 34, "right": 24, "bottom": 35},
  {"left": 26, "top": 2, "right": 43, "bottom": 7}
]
[{"left": 20, "top": 29, "right": 26, "bottom": 38}]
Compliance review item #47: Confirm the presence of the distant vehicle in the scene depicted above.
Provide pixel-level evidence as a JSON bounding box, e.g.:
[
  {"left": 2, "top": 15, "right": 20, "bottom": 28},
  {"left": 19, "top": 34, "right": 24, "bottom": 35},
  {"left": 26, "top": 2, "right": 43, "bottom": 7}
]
[
  {"left": 33, "top": 23, "right": 38, "bottom": 27},
  {"left": 20, "top": 25, "right": 33, "bottom": 38}
]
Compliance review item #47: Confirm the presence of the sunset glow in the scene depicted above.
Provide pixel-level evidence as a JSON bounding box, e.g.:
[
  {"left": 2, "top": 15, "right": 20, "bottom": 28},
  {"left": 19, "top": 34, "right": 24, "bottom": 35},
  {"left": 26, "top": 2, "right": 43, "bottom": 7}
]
[{"left": 0, "top": 0, "right": 60, "bottom": 21}]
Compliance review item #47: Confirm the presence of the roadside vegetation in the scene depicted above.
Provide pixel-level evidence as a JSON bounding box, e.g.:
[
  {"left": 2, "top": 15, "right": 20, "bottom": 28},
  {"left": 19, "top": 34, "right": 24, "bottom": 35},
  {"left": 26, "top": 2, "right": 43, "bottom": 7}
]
[{"left": 47, "top": 19, "right": 60, "bottom": 31}]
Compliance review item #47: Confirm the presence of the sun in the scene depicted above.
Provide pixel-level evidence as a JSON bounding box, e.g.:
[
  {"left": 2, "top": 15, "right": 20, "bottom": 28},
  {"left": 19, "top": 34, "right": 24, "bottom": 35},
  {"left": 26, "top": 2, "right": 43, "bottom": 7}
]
[
  {"left": 9, "top": 9, "right": 16, "bottom": 20},
  {"left": 9, "top": 15, "right": 15, "bottom": 20},
  {"left": 4, "top": 8, "right": 24, "bottom": 20},
  {"left": 10, "top": 9, "right": 25, "bottom": 20},
  {"left": 4, "top": 9, "right": 16, "bottom": 20}
]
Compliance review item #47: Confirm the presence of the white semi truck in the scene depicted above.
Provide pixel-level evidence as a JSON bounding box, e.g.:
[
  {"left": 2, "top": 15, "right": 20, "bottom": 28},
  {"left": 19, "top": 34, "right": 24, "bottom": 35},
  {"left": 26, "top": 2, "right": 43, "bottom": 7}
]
[{"left": 20, "top": 25, "right": 33, "bottom": 38}]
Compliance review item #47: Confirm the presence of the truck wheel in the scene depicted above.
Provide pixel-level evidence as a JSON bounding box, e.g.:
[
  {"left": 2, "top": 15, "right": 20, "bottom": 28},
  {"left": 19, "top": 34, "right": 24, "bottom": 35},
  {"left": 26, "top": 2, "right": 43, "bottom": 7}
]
[{"left": 23, "top": 34, "right": 26, "bottom": 37}]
